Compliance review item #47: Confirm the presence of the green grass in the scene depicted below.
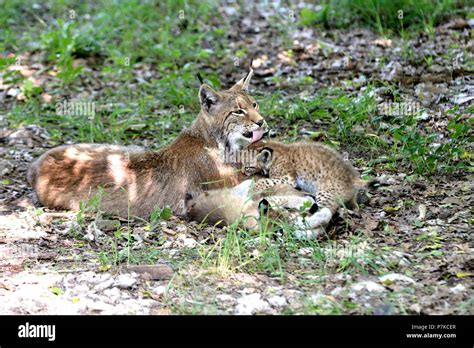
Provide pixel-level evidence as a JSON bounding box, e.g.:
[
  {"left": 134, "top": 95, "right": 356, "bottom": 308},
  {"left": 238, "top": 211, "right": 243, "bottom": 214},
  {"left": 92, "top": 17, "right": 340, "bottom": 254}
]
[
  {"left": 260, "top": 87, "right": 472, "bottom": 176},
  {"left": 1, "top": 0, "right": 224, "bottom": 145},
  {"left": 299, "top": 0, "right": 462, "bottom": 36}
]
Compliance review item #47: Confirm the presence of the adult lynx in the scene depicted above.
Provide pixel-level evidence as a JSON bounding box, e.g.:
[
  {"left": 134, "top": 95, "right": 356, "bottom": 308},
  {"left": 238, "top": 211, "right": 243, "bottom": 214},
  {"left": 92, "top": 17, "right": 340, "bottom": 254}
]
[{"left": 28, "top": 68, "right": 267, "bottom": 218}]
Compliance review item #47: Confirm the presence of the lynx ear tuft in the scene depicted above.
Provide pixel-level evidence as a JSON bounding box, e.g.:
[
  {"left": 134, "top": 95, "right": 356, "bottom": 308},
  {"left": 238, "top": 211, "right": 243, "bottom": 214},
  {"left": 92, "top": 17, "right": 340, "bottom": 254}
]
[
  {"left": 230, "top": 67, "right": 254, "bottom": 92},
  {"left": 199, "top": 84, "right": 219, "bottom": 112}
]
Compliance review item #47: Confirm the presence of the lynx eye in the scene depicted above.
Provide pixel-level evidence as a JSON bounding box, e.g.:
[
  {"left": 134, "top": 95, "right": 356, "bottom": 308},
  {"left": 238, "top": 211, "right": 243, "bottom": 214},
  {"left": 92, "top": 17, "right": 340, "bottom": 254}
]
[
  {"left": 232, "top": 109, "right": 246, "bottom": 116},
  {"left": 244, "top": 166, "right": 254, "bottom": 173},
  {"left": 253, "top": 102, "right": 259, "bottom": 110}
]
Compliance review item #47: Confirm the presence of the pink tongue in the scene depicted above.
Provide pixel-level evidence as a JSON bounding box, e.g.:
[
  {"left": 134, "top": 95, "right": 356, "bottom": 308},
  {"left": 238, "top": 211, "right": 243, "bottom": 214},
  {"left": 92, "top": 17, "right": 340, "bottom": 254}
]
[{"left": 251, "top": 129, "right": 264, "bottom": 143}]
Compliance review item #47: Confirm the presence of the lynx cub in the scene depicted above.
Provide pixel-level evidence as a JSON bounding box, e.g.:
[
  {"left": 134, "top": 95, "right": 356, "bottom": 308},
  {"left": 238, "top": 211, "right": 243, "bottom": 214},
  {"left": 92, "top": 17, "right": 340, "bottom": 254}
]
[{"left": 244, "top": 140, "right": 369, "bottom": 238}]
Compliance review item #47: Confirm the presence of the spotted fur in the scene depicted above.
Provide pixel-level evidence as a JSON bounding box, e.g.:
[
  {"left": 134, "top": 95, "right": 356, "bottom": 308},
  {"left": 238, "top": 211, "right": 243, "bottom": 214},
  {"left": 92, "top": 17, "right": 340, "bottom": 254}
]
[{"left": 244, "top": 140, "right": 369, "bottom": 238}]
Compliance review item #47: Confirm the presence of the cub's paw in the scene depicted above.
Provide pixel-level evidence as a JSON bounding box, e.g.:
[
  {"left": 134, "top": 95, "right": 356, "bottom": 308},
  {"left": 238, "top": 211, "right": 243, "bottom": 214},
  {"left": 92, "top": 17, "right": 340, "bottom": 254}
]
[{"left": 293, "top": 216, "right": 325, "bottom": 239}]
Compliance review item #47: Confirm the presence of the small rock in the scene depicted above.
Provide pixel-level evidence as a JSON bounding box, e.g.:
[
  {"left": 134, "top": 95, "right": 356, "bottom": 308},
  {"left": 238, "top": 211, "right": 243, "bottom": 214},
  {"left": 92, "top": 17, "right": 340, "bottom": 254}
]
[
  {"left": 372, "top": 38, "right": 392, "bottom": 48},
  {"left": 94, "top": 277, "right": 115, "bottom": 292},
  {"left": 386, "top": 177, "right": 398, "bottom": 185},
  {"left": 6, "top": 88, "right": 20, "bottom": 98},
  {"left": 152, "top": 285, "right": 167, "bottom": 296},
  {"left": 298, "top": 247, "right": 313, "bottom": 256},
  {"left": 176, "top": 234, "right": 198, "bottom": 249},
  {"left": 267, "top": 295, "right": 287, "bottom": 308},
  {"left": 235, "top": 293, "right": 271, "bottom": 315},
  {"left": 449, "top": 284, "right": 466, "bottom": 294},
  {"left": 380, "top": 61, "right": 402, "bottom": 82},
  {"left": 330, "top": 287, "right": 343, "bottom": 297},
  {"left": 84, "top": 222, "right": 103, "bottom": 241},
  {"left": 379, "top": 273, "right": 415, "bottom": 285},
  {"left": 114, "top": 274, "right": 137, "bottom": 289},
  {"left": 175, "top": 225, "right": 187, "bottom": 233},
  {"left": 0, "top": 160, "right": 13, "bottom": 177},
  {"left": 351, "top": 280, "right": 386, "bottom": 293},
  {"left": 85, "top": 300, "right": 116, "bottom": 312},
  {"left": 418, "top": 204, "right": 427, "bottom": 221},
  {"left": 409, "top": 303, "right": 422, "bottom": 313},
  {"left": 439, "top": 210, "right": 451, "bottom": 219},
  {"left": 216, "top": 294, "right": 235, "bottom": 303},
  {"left": 102, "top": 287, "right": 122, "bottom": 303}
]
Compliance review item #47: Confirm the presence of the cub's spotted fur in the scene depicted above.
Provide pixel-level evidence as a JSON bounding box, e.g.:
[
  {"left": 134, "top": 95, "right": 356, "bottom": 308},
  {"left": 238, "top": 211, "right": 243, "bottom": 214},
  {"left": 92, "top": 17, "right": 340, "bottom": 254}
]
[
  {"left": 244, "top": 140, "right": 369, "bottom": 238},
  {"left": 28, "top": 68, "right": 266, "bottom": 219}
]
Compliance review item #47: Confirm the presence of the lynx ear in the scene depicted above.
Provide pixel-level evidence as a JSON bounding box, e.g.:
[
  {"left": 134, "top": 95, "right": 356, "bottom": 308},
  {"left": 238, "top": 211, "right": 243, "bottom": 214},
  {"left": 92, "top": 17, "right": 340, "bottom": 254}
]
[
  {"left": 258, "top": 198, "right": 270, "bottom": 215},
  {"left": 199, "top": 84, "right": 219, "bottom": 112},
  {"left": 257, "top": 148, "right": 272, "bottom": 165},
  {"left": 230, "top": 67, "right": 254, "bottom": 92}
]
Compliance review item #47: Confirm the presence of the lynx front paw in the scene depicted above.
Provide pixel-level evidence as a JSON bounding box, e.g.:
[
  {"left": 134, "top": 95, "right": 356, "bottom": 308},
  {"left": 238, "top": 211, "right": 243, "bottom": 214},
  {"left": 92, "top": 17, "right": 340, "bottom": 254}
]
[{"left": 293, "top": 216, "right": 325, "bottom": 239}]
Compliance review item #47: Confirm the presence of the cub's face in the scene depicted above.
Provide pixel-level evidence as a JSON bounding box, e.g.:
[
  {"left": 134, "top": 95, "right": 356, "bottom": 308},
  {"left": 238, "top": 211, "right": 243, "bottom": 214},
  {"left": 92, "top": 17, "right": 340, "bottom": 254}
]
[
  {"left": 198, "top": 68, "right": 267, "bottom": 151},
  {"left": 242, "top": 148, "right": 273, "bottom": 177}
]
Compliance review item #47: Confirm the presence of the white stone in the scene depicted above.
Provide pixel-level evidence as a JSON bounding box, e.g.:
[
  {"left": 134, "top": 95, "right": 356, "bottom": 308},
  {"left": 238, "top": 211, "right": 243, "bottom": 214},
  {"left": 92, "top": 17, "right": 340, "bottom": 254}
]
[
  {"left": 94, "top": 277, "right": 115, "bottom": 292},
  {"left": 153, "top": 285, "right": 167, "bottom": 296},
  {"left": 449, "top": 284, "right": 466, "bottom": 294},
  {"left": 235, "top": 293, "right": 271, "bottom": 315},
  {"left": 351, "top": 280, "right": 386, "bottom": 293},
  {"left": 330, "top": 287, "right": 343, "bottom": 297},
  {"left": 379, "top": 273, "right": 415, "bottom": 284},
  {"left": 267, "top": 295, "right": 287, "bottom": 308},
  {"left": 216, "top": 294, "right": 235, "bottom": 303},
  {"left": 113, "top": 273, "right": 137, "bottom": 289}
]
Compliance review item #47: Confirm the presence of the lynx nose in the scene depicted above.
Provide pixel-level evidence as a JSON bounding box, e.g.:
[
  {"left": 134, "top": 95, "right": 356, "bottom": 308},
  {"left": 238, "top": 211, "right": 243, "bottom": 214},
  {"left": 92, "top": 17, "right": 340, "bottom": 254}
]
[{"left": 255, "top": 120, "right": 264, "bottom": 127}]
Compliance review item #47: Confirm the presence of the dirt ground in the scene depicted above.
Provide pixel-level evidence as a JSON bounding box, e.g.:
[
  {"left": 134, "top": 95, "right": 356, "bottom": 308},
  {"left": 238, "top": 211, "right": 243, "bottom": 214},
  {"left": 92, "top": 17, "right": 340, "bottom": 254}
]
[{"left": 0, "top": 2, "right": 472, "bottom": 315}]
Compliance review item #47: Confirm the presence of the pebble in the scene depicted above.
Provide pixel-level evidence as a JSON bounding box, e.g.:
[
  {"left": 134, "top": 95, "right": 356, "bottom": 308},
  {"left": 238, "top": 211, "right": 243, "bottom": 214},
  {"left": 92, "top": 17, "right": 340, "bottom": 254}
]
[
  {"left": 176, "top": 234, "right": 198, "bottom": 249},
  {"left": 235, "top": 293, "right": 271, "bottom": 315},
  {"left": 409, "top": 303, "right": 422, "bottom": 313},
  {"left": 113, "top": 273, "right": 137, "bottom": 289},
  {"left": 216, "top": 294, "right": 235, "bottom": 303},
  {"left": 386, "top": 177, "right": 398, "bottom": 185},
  {"left": 267, "top": 295, "right": 287, "bottom": 308},
  {"left": 94, "top": 277, "right": 115, "bottom": 292},
  {"left": 379, "top": 273, "right": 415, "bottom": 284},
  {"left": 152, "top": 285, "right": 167, "bottom": 296},
  {"left": 298, "top": 247, "right": 313, "bottom": 256},
  {"left": 102, "top": 287, "right": 122, "bottom": 303},
  {"left": 351, "top": 280, "right": 386, "bottom": 293},
  {"left": 449, "top": 284, "right": 466, "bottom": 294},
  {"left": 418, "top": 204, "right": 427, "bottom": 220}
]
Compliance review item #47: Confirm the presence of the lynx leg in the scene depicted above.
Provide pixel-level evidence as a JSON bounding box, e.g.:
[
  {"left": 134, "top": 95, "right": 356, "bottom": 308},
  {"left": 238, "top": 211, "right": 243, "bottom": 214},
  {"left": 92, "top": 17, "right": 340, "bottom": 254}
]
[
  {"left": 253, "top": 175, "right": 295, "bottom": 193},
  {"left": 293, "top": 193, "right": 339, "bottom": 239}
]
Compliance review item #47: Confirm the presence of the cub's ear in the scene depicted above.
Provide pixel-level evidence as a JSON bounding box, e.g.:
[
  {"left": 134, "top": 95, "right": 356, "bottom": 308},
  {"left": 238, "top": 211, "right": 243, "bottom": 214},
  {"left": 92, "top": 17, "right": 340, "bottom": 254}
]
[
  {"left": 199, "top": 84, "right": 220, "bottom": 112},
  {"left": 230, "top": 67, "right": 254, "bottom": 92},
  {"left": 258, "top": 198, "right": 270, "bottom": 215},
  {"left": 257, "top": 148, "right": 273, "bottom": 165}
]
